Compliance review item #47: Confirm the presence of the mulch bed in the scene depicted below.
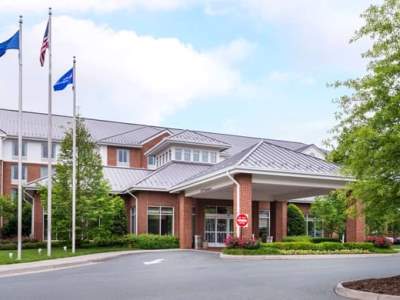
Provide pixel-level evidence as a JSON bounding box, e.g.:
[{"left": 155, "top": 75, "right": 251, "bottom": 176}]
[{"left": 343, "top": 275, "right": 400, "bottom": 296}]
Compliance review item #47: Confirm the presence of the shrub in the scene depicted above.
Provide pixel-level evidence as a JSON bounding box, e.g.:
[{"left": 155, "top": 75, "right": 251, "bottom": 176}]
[
  {"left": 127, "top": 234, "right": 179, "bottom": 249},
  {"left": 283, "top": 236, "right": 311, "bottom": 243},
  {"left": 224, "top": 235, "right": 260, "bottom": 249},
  {"left": 287, "top": 204, "right": 306, "bottom": 236},
  {"left": 224, "top": 247, "right": 280, "bottom": 255},
  {"left": 311, "top": 237, "right": 340, "bottom": 243}
]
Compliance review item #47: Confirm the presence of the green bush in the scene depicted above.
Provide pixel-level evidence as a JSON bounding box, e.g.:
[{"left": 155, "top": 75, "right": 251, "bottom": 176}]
[
  {"left": 224, "top": 247, "right": 280, "bottom": 255},
  {"left": 283, "top": 236, "right": 311, "bottom": 243},
  {"left": 126, "top": 234, "right": 179, "bottom": 249},
  {"left": 0, "top": 240, "right": 67, "bottom": 250},
  {"left": 311, "top": 237, "right": 340, "bottom": 243},
  {"left": 287, "top": 204, "right": 306, "bottom": 236}
]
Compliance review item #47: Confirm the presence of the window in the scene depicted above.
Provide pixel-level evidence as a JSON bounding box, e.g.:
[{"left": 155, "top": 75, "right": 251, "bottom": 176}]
[
  {"left": 259, "top": 210, "right": 270, "bottom": 242},
  {"left": 305, "top": 214, "right": 322, "bottom": 237},
  {"left": 210, "top": 152, "right": 217, "bottom": 163},
  {"left": 201, "top": 150, "right": 209, "bottom": 163},
  {"left": 131, "top": 207, "right": 136, "bottom": 234},
  {"left": 184, "top": 149, "right": 191, "bottom": 161},
  {"left": 11, "top": 164, "right": 27, "bottom": 181},
  {"left": 41, "top": 142, "right": 56, "bottom": 159},
  {"left": 40, "top": 166, "right": 48, "bottom": 178},
  {"left": 147, "top": 206, "right": 174, "bottom": 235},
  {"left": 117, "top": 149, "right": 129, "bottom": 166},
  {"left": 175, "top": 148, "right": 182, "bottom": 161},
  {"left": 148, "top": 155, "right": 156, "bottom": 166},
  {"left": 10, "top": 188, "right": 17, "bottom": 201},
  {"left": 12, "top": 140, "right": 27, "bottom": 158},
  {"left": 193, "top": 150, "right": 200, "bottom": 162}
]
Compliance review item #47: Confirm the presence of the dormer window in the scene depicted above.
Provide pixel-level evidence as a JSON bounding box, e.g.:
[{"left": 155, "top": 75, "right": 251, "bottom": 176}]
[
  {"left": 193, "top": 150, "right": 200, "bottom": 162},
  {"left": 210, "top": 151, "right": 217, "bottom": 163},
  {"left": 184, "top": 149, "right": 191, "bottom": 161},
  {"left": 175, "top": 148, "right": 183, "bottom": 161},
  {"left": 117, "top": 148, "right": 130, "bottom": 167},
  {"left": 201, "top": 150, "right": 209, "bottom": 163}
]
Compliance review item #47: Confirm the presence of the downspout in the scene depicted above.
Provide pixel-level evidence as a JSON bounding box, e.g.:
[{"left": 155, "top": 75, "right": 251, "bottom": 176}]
[
  {"left": 226, "top": 171, "right": 240, "bottom": 238},
  {"left": 127, "top": 190, "right": 138, "bottom": 235}
]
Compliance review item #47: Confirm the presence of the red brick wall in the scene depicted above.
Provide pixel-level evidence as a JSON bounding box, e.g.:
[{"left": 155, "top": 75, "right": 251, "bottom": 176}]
[
  {"left": 271, "top": 201, "right": 288, "bottom": 242},
  {"left": 346, "top": 199, "right": 366, "bottom": 242},
  {"left": 107, "top": 147, "right": 117, "bottom": 166},
  {"left": 1, "top": 161, "right": 44, "bottom": 196},
  {"left": 233, "top": 174, "right": 253, "bottom": 239},
  {"left": 33, "top": 192, "right": 43, "bottom": 241},
  {"left": 293, "top": 203, "right": 311, "bottom": 216},
  {"left": 135, "top": 191, "right": 179, "bottom": 236},
  {"left": 178, "top": 193, "right": 193, "bottom": 249}
]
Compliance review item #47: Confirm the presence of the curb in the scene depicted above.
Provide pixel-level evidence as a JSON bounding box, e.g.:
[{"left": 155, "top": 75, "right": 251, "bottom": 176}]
[
  {"left": 220, "top": 253, "right": 400, "bottom": 260},
  {"left": 0, "top": 249, "right": 183, "bottom": 278},
  {"left": 335, "top": 282, "right": 400, "bottom": 300}
]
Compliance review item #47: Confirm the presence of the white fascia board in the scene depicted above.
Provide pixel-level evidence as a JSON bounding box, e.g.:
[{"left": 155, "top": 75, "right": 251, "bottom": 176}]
[
  {"left": 170, "top": 166, "right": 353, "bottom": 193},
  {"left": 123, "top": 186, "right": 168, "bottom": 194},
  {"left": 184, "top": 179, "right": 232, "bottom": 197},
  {"left": 96, "top": 142, "right": 142, "bottom": 148}
]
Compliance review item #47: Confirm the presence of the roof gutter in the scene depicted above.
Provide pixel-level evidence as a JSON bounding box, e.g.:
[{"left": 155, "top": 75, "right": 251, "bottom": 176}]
[{"left": 226, "top": 171, "right": 240, "bottom": 238}]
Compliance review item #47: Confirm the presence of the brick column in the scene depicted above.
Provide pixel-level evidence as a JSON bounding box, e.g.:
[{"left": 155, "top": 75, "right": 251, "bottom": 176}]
[
  {"left": 271, "top": 201, "right": 287, "bottom": 242},
  {"left": 252, "top": 201, "right": 259, "bottom": 238},
  {"left": 136, "top": 192, "right": 147, "bottom": 234},
  {"left": 346, "top": 199, "right": 366, "bottom": 242},
  {"left": 124, "top": 197, "right": 133, "bottom": 234},
  {"left": 33, "top": 192, "right": 43, "bottom": 241},
  {"left": 233, "top": 174, "right": 253, "bottom": 240},
  {"left": 178, "top": 193, "right": 193, "bottom": 249}
]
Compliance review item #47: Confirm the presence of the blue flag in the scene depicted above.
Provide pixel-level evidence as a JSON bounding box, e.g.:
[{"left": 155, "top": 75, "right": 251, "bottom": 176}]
[
  {"left": 0, "top": 31, "right": 19, "bottom": 58},
  {"left": 54, "top": 68, "right": 73, "bottom": 91}
]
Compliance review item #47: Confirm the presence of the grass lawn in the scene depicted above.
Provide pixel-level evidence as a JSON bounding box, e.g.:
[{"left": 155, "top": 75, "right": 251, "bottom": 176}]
[
  {"left": 0, "top": 247, "right": 132, "bottom": 265},
  {"left": 394, "top": 245, "right": 400, "bottom": 251}
]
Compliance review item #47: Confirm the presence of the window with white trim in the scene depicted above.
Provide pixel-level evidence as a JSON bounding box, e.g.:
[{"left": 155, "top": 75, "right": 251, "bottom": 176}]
[
  {"left": 11, "top": 164, "right": 27, "bottom": 182},
  {"left": 147, "top": 206, "right": 174, "bottom": 235},
  {"left": 148, "top": 155, "right": 156, "bottom": 166},
  {"left": 40, "top": 166, "right": 48, "bottom": 178},
  {"left": 184, "top": 148, "right": 191, "bottom": 161},
  {"left": 12, "top": 140, "right": 27, "bottom": 158},
  {"left": 210, "top": 151, "right": 217, "bottom": 163},
  {"left": 41, "top": 142, "right": 57, "bottom": 159},
  {"left": 193, "top": 150, "right": 200, "bottom": 162},
  {"left": 201, "top": 150, "right": 209, "bottom": 163},
  {"left": 175, "top": 148, "right": 182, "bottom": 161},
  {"left": 117, "top": 149, "right": 130, "bottom": 167}
]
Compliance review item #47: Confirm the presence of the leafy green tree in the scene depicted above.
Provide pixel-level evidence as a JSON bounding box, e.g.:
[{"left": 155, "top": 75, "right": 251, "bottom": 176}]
[
  {"left": 311, "top": 191, "right": 347, "bottom": 238},
  {"left": 40, "top": 118, "right": 127, "bottom": 241},
  {"left": 287, "top": 204, "right": 306, "bottom": 236},
  {"left": 0, "top": 196, "right": 32, "bottom": 238},
  {"left": 329, "top": 0, "right": 400, "bottom": 220}
]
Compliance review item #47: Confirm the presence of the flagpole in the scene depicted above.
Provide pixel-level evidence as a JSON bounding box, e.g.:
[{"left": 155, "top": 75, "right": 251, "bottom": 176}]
[
  {"left": 72, "top": 56, "right": 77, "bottom": 254},
  {"left": 17, "top": 15, "right": 23, "bottom": 261},
  {"left": 47, "top": 7, "right": 53, "bottom": 257}
]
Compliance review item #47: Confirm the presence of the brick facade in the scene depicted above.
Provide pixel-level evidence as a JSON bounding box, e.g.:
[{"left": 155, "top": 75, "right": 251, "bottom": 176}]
[
  {"left": 178, "top": 193, "right": 193, "bottom": 249},
  {"left": 346, "top": 199, "right": 366, "bottom": 242},
  {"left": 33, "top": 192, "right": 43, "bottom": 241},
  {"left": 140, "top": 132, "right": 170, "bottom": 168},
  {"left": 271, "top": 201, "right": 288, "bottom": 242},
  {"left": 233, "top": 174, "right": 253, "bottom": 239}
]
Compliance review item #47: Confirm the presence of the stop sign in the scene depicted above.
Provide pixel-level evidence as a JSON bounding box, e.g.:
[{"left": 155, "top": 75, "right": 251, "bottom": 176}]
[{"left": 236, "top": 213, "right": 248, "bottom": 228}]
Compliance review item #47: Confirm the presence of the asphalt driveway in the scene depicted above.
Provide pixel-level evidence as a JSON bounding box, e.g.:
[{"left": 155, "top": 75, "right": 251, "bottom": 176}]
[{"left": 0, "top": 250, "right": 399, "bottom": 300}]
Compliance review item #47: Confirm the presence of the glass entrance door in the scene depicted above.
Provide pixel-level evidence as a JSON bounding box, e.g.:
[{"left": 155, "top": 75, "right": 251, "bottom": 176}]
[{"left": 204, "top": 206, "right": 233, "bottom": 247}]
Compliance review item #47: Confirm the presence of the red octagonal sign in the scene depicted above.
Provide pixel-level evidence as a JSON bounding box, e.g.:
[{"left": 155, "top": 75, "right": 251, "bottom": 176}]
[{"left": 236, "top": 213, "right": 248, "bottom": 228}]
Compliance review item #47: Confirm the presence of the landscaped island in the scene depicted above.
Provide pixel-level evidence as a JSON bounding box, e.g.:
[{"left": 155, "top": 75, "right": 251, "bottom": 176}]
[{"left": 223, "top": 236, "right": 398, "bottom": 256}]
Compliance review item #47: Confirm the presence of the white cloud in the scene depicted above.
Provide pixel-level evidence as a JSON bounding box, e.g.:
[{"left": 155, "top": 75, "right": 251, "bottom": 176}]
[
  {"left": 0, "top": 16, "right": 242, "bottom": 124},
  {"left": 267, "top": 71, "right": 315, "bottom": 86},
  {"left": 0, "top": 0, "right": 196, "bottom": 13},
  {"left": 208, "top": 38, "right": 256, "bottom": 66}
]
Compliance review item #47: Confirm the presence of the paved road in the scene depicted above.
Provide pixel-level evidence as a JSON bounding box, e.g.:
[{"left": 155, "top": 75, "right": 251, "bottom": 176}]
[{"left": 0, "top": 251, "right": 399, "bottom": 300}]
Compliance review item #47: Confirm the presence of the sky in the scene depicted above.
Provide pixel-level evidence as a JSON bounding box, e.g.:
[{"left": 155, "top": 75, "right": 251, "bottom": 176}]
[{"left": 0, "top": 0, "right": 377, "bottom": 147}]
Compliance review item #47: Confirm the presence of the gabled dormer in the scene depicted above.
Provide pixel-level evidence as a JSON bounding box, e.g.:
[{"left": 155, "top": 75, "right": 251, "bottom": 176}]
[{"left": 145, "top": 130, "right": 230, "bottom": 168}]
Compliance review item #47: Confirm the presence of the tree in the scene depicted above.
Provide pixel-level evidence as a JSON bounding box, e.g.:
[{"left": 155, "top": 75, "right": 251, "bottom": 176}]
[
  {"left": 0, "top": 195, "right": 32, "bottom": 239},
  {"left": 310, "top": 191, "right": 347, "bottom": 238},
  {"left": 40, "top": 118, "right": 127, "bottom": 241},
  {"left": 329, "top": 0, "right": 400, "bottom": 221},
  {"left": 287, "top": 204, "right": 306, "bottom": 236}
]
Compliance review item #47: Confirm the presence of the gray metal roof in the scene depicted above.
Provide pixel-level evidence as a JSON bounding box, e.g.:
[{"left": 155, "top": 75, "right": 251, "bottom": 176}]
[
  {"left": 25, "top": 166, "right": 152, "bottom": 193},
  {"left": 0, "top": 109, "right": 308, "bottom": 157},
  {"left": 98, "top": 126, "right": 167, "bottom": 146},
  {"left": 167, "top": 130, "right": 230, "bottom": 147},
  {"left": 133, "top": 162, "right": 210, "bottom": 191},
  {"left": 175, "top": 141, "right": 341, "bottom": 189}
]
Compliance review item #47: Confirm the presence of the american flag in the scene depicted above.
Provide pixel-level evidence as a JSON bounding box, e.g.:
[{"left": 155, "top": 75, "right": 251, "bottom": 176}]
[{"left": 40, "top": 21, "right": 49, "bottom": 67}]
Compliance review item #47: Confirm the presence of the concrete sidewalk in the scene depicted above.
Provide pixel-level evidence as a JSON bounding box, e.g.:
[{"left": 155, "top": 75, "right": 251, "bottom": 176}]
[{"left": 0, "top": 249, "right": 182, "bottom": 278}]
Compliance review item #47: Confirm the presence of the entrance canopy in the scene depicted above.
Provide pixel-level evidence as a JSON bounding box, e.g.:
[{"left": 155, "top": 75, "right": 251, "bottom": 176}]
[{"left": 171, "top": 140, "right": 352, "bottom": 200}]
